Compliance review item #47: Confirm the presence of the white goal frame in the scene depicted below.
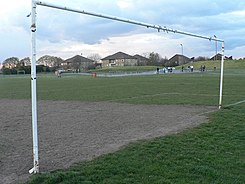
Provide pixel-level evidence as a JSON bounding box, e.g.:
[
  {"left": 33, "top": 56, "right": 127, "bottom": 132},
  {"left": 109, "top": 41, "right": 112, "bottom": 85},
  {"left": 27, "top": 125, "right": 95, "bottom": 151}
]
[{"left": 29, "top": 0, "right": 225, "bottom": 174}]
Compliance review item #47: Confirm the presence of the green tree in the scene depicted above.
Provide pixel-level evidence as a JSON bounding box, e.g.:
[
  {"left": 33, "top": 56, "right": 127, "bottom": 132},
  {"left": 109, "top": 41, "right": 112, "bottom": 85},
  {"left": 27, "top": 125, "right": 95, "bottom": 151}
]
[
  {"left": 148, "top": 52, "right": 162, "bottom": 66},
  {"left": 3, "top": 57, "right": 19, "bottom": 65}
]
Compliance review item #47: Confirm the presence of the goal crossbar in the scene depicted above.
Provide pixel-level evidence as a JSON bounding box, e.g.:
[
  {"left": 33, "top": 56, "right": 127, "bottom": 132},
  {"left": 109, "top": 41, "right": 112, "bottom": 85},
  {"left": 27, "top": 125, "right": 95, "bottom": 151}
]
[
  {"left": 29, "top": 0, "right": 225, "bottom": 174},
  {"left": 36, "top": 1, "right": 224, "bottom": 43}
]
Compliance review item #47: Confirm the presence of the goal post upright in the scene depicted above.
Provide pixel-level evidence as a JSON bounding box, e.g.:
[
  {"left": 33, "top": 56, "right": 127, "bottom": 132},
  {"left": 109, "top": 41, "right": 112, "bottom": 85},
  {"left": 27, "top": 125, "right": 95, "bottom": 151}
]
[
  {"left": 219, "top": 42, "right": 225, "bottom": 109},
  {"left": 29, "top": 0, "right": 225, "bottom": 174},
  {"left": 29, "top": 0, "right": 39, "bottom": 174}
]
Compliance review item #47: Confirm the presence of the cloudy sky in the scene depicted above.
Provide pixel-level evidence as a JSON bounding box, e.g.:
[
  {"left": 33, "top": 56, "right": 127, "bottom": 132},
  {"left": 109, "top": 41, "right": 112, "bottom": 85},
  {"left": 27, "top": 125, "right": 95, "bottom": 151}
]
[{"left": 1, "top": 0, "right": 245, "bottom": 62}]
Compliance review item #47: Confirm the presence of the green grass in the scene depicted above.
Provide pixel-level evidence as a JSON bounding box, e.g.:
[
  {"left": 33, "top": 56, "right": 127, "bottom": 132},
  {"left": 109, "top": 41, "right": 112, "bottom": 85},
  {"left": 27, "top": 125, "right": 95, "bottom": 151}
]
[
  {"left": 0, "top": 61, "right": 244, "bottom": 183},
  {"left": 90, "top": 66, "right": 157, "bottom": 73},
  {"left": 176, "top": 59, "right": 245, "bottom": 70},
  {"left": 0, "top": 71, "right": 244, "bottom": 106},
  {"left": 93, "top": 60, "right": 245, "bottom": 73},
  {"left": 26, "top": 103, "right": 245, "bottom": 184}
]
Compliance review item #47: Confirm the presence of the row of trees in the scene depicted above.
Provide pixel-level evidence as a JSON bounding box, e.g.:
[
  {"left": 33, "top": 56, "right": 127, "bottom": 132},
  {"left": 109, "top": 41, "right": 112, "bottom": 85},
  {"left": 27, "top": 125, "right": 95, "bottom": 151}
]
[
  {"left": 1, "top": 52, "right": 217, "bottom": 75},
  {"left": 1, "top": 56, "right": 63, "bottom": 75},
  {"left": 146, "top": 52, "right": 169, "bottom": 66},
  {"left": 2, "top": 65, "right": 52, "bottom": 75},
  {"left": 145, "top": 52, "right": 212, "bottom": 66}
]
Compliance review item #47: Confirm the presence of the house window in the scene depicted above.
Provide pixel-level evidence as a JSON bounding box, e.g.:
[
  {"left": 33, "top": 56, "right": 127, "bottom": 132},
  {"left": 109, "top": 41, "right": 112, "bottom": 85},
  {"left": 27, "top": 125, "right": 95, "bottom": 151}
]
[{"left": 109, "top": 59, "right": 115, "bottom": 64}]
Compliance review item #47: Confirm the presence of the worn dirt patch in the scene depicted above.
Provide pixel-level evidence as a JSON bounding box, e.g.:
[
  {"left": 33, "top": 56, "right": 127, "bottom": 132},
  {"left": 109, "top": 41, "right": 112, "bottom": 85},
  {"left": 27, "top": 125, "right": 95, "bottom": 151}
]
[{"left": 0, "top": 99, "right": 217, "bottom": 184}]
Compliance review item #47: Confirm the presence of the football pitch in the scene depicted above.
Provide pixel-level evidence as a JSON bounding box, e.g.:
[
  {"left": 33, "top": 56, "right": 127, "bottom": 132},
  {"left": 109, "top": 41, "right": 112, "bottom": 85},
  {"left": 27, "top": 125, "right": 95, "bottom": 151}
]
[
  {"left": 0, "top": 70, "right": 244, "bottom": 106},
  {"left": 0, "top": 68, "right": 244, "bottom": 183}
]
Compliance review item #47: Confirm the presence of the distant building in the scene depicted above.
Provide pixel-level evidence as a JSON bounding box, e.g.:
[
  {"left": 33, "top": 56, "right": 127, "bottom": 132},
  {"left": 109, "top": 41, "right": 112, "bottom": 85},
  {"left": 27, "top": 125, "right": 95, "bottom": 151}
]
[
  {"left": 210, "top": 53, "right": 222, "bottom": 60},
  {"left": 225, "top": 56, "right": 233, "bottom": 60},
  {"left": 210, "top": 53, "right": 233, "bottom": 60},
  {"left": 167, "top": 54, "right": 191, "bottom": 66},
  {"left": 61, "top": 55, "right": 95, "bottom": 71},
  {"left": 101, "top": 52, "right": 138, "bottom": 67},
  {"left": 134, "top": 54, "right": 150, "bottom": 66}
]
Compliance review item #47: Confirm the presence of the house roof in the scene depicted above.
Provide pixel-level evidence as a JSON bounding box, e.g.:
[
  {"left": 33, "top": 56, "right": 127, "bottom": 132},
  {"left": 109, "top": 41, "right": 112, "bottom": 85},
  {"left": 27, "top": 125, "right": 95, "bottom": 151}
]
[
  {"left": 101, "top": 52, "right": 136, "bottom": 60},
  {"left": 169, "top": 54, "right": 190, "bottom": 61},
  {"left": 210, "top": 53, "right": 232, "bottom": 60},
  {"left": 134, "top": 54, "right": 149, "bottom": 61},
  {"left": 210, "top": 53, "right": 222, "bottom": 60},
  {"left": 63, "top": 55, "right": 95, "bottom": 63}
]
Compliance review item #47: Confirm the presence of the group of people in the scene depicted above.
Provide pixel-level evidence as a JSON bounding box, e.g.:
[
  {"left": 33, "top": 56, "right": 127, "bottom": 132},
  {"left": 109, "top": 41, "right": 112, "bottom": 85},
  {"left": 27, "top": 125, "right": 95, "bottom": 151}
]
[
  {"left": 156, "top": 65, "right": 216, "bottom": 74},
  {"left": 55, "top": 70, "right": 62, "bottom": 77},
  {"left": 156, "top": 67, "right": 174, "bottom": 74},
  {"left": 185, "top": 65, "right": 194, "bottom": 72},
  {"left": 200, "top": 65, "right": 206, "bottom": 72}
]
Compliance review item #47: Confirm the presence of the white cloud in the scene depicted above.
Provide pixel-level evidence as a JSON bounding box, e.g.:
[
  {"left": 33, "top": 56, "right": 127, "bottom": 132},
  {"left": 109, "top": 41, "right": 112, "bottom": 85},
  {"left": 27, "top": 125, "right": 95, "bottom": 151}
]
[
  {"left": 36, "top": 31, "right": 220, "bottom": 60},
  {"left": 117, "top": 0, "right": 133, "bottom": 9},
  {"left": 226, "top": 45, "right": 245, "bottom": 59},
  {"left": 229, "top": 9, "right": 245, "bottom": 16},
  {"left": 0, "top": 25, "right": 30, "bottom": 60},
  {"left": 0, "top": 0, "right": 28, "bottom": 16},
  {"left": 0, "top": 0, "right": 245, "bottom": 62}
]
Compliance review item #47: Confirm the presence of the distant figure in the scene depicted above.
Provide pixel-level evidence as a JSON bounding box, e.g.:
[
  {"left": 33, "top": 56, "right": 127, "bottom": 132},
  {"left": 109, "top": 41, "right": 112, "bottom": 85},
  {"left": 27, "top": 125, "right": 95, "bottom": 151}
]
[
  {"left": 156, "top": 67, "right": 159, "bottom": 74},
  {"left": 203, "top": 65, "right": 206, "bottom": 72},
  {"left": 190, "top": 65, "right": 194, "bottom": 72},
  {"left": 55, "top": 70, "right": 61, "bottom": 78},
  {"left": 182, "top": 66, "right": 184, "bottom": 72},
  {"left": 163, "top": 67, "right": 166, "bottom": 73},
  {"left": 58, "top": 71, "right": 61, "bottom": 77},
  {"left": 214, "top": 66, "right": 216, "bottom": 71},
  {"left": 167, "top": 67, "right": 172, "bottom": 73}
]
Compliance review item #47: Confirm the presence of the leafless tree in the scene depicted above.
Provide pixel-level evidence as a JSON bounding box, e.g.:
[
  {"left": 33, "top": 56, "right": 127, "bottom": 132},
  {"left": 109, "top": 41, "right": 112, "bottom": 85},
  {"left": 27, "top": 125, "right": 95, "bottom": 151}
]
[{"left": 87, "top": 53, "right": 101, "bottom": 62}]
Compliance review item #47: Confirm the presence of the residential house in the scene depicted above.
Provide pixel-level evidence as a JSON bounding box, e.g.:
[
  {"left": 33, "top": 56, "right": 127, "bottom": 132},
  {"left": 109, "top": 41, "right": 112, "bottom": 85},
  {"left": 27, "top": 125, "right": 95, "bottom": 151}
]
[
  {"left": 210, "top": 53, "right": 233, "bottom": 60},
  {"left": 101, "top": 52, "right": 138, "bottom": 67},
  {"left": 61, "top": 55, "right": 95, "bottom": 71},
  {"left": 210, "top": 53, "right": 222, "bottom": 60},
  {"left": 167, "top": 54, "right": 191, "bottom": 66},
  {"left": 134, "top": 54, "right": 150, "bottom": 66}
]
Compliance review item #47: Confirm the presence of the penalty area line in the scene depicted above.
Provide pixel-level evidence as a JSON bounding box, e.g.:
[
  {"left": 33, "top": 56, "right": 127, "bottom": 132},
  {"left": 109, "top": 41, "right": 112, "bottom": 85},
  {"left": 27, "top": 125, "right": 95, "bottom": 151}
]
[{"left": 224, "top": 99, "right": 245, "bottom": 108}]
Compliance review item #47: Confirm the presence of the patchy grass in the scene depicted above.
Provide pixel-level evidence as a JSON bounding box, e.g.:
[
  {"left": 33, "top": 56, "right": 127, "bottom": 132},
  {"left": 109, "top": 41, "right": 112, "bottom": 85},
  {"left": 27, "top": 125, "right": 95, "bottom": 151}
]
[
  {"left": 26, "top": 103, "right": 245, "bottom": 184},
  {"left": 176, "top": 59, "right": 245, "bottom": 71},
  {"left": 0, "top": 61, "right": 244, "bottom": 183},
  {"left": 0, "top": 60, "right": 244, "bottom": 106},
  {"left": 0, "top": 71, "right": 244, "bottom": 106},
  {"left": 90, "top": 66, "right": 158, "bottom": 73}
]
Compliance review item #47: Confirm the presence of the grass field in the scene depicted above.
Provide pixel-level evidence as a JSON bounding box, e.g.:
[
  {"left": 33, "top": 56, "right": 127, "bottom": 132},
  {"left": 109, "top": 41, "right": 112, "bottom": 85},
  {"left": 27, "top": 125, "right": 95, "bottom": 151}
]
[
  {"left": 0, "top": 70, "right": 244, "bottom": 106},
  {"left": 26, "top": 103, "right": 245, "bottom": 184},
  {"left": 0, "top": 60, "right": 244, "bottom": 183},
  {"left": 91, "top": 65, "right": 157, "bottom": 73}
]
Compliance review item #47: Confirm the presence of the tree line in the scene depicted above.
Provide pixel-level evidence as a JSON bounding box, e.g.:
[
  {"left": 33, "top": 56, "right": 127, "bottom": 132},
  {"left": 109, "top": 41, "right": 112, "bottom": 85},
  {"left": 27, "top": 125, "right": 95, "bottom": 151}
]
[
  {"left": 1, "top": 52, "right": 214, "bottom": 75},
  {"left": 1, "top": 56, "right": 63, "bottom": 75}
]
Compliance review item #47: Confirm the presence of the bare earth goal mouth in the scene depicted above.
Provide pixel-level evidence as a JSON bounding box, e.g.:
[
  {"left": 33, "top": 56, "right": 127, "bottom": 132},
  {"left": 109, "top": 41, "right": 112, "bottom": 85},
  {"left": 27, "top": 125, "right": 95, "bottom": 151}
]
[{"left": 0, "top": 99, "right": 216, "bottom": 184}]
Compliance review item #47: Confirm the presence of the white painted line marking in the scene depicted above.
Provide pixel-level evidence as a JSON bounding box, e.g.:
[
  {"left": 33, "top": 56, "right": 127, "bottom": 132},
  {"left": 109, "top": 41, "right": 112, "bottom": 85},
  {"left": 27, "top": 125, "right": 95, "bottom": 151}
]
[{"left": 225, "top": 99, "right": 245, "bottom": 108}]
